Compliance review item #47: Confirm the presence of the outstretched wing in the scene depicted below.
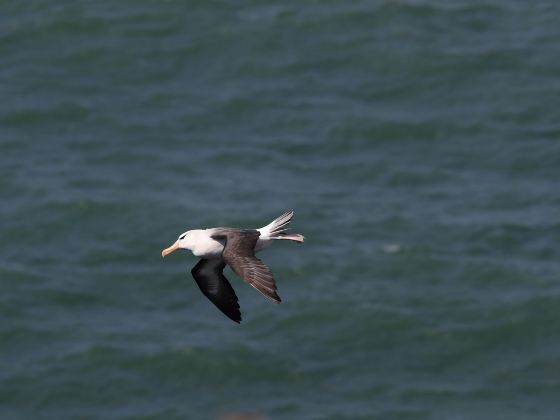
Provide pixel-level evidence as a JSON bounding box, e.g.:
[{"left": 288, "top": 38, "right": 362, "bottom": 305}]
[
  {"left": 212, "top": 229, "right": 281, "bottom": 304},
  {"left": 191, "top": 258, "right": 242, "bottom": 323}
]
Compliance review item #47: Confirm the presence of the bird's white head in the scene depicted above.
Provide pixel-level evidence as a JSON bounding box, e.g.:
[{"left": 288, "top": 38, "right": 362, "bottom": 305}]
[{"left": 161, "top": 230, "right": 193, "bottom": 257}]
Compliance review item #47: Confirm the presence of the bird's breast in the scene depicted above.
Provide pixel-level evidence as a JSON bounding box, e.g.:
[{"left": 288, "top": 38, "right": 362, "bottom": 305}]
[{"left": 192, "top": 235, "right": 225, "bottom": 258}]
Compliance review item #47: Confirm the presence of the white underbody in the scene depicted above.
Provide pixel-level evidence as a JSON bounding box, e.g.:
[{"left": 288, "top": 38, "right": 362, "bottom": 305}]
[
  {"left": 175, "top": 210, "right": 303, "bottom": 259},
  {"left": 186, "top": 228, "right": 272, "bottom": 258}
]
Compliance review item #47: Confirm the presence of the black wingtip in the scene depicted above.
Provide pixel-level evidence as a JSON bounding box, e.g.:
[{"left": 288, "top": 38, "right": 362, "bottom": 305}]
[{"left": 226, "top": 311, "right": 242, "bottom": 323}]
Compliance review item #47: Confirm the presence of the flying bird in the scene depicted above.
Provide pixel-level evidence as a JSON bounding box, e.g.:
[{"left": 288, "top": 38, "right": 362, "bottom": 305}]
[{"left": 161, "top": 210, "right": 304, "bottom": 323}]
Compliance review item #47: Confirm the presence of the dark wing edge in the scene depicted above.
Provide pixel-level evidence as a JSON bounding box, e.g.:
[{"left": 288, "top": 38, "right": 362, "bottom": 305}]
[
  {"left": 212, "top": 230, "right": 282, "bottom": 304},
  {"left": 191, "top": 258, "right": 242, "bottom": 323}
]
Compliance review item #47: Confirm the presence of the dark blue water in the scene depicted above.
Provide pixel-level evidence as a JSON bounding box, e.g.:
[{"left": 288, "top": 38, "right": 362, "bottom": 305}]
[{"left": 2, "top": 1, "right": 560, "bottom": 419}]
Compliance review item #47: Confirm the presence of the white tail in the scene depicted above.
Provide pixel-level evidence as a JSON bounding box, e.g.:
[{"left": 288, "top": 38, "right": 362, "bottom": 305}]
[{"left": 258, "top": 210, "right": 305, "bottom": 243}]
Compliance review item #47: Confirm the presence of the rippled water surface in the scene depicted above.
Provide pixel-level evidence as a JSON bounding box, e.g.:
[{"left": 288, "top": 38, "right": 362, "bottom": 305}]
[{"left": 2, "top": 1, "right": 560, "bottom": 419}]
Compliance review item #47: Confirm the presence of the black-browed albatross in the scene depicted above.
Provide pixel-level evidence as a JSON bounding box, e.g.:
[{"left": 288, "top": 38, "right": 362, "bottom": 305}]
[{"left": 161, "top": 210, "right": 304, "bottom": 323}]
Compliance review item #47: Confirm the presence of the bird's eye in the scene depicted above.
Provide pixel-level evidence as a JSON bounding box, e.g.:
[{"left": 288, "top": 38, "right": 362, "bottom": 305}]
[{"left": 179, "top": 234, "right": 186, "bottom": 240}]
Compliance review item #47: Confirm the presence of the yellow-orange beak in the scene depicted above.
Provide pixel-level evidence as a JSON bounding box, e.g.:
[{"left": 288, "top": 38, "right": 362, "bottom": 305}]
[{"left": 161, "top": 240, "right": 180, "bottom": 258}]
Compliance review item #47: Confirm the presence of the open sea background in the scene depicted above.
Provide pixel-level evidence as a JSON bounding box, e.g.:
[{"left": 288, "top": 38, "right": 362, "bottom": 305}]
[{"left": 1, "top": 1, "right": 559, "bottom": 419}]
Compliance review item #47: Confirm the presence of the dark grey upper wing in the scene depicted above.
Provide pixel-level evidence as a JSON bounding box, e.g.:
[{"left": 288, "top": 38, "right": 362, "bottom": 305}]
[
  {"left": 191, "top": 258, "right": 241, "bottom": 323},
  {"left": 211, "top": 229, "right": 281, "bottom": 304}
]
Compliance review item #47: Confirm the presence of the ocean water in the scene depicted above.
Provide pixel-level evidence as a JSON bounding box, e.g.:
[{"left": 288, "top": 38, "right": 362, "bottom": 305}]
[{"left": 1, "top": 1, "right": 560, "bottom": 419}]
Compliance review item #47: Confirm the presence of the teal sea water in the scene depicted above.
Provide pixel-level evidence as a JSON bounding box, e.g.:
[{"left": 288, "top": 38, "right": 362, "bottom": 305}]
[{"left": 1, "top": 1, "right": 560, "bottom": 419}]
